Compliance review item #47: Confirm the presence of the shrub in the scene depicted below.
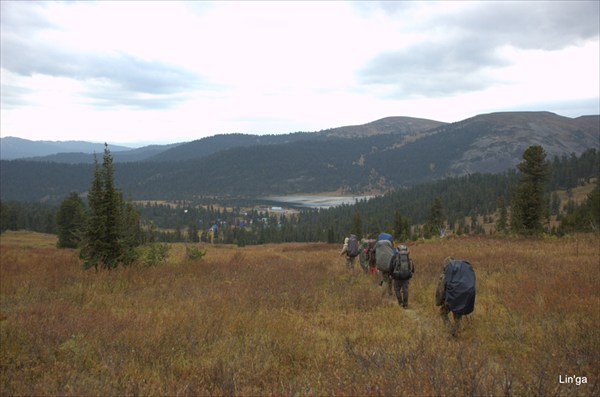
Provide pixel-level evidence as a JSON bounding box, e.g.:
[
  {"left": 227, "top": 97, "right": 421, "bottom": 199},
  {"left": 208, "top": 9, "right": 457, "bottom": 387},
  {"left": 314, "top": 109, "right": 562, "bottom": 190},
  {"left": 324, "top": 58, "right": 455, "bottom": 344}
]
[
  {"left": 185, "top": 245, "right": 206, "bottom": 261},
  {"left": 137, "top": 242, "right": 170, "bottom": 266}
]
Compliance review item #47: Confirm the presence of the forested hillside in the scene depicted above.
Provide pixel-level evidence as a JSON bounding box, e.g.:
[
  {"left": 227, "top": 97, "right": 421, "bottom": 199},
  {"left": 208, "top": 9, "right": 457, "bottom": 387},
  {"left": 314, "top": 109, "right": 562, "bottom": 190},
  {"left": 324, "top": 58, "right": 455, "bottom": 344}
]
[
  {"left": 2, "top": 117, "right": 444, "bottom": 163},
  {"left": 2, "top": 148, "right": 597, "bottom": 244},
  {"left": 20, "top": 143, "right": 182, "bottom": 164},
  {"left": 2, "top": 114, "right": 598, "bottom": 203},
  {"left": 0, "top": 137, "right": 131, "bottom": 160}
]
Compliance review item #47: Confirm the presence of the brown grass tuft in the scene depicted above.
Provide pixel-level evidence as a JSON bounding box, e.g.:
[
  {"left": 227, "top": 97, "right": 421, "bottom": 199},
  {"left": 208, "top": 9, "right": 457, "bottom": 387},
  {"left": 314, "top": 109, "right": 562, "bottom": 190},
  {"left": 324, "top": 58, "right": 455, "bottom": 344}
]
[{"left": 1, "top": 232, "right": 598, "bottom": 395}]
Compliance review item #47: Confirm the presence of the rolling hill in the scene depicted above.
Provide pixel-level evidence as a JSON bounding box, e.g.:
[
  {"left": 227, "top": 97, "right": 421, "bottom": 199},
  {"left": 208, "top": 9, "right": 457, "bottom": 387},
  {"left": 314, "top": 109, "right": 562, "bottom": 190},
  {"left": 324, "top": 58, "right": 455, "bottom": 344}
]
[
  {"left": 1, "top": 112, "right": 598, "bottom": 202},
  {"left": 0, "top": 137, "right": 132, "bottom": 160}
]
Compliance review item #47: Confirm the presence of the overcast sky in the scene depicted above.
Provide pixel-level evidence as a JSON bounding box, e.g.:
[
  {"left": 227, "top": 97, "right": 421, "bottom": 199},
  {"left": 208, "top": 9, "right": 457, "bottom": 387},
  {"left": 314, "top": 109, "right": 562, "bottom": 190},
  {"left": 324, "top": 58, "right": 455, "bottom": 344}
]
[{"left": 1, "top": 1, "right": 599, "bottom": 146}]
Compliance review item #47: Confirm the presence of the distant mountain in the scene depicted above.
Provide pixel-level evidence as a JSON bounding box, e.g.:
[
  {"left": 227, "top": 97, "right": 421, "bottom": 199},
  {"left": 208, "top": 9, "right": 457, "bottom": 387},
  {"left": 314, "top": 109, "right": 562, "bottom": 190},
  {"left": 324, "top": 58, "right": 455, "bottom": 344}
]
[
  {"left": 144, "top": 133, "right": 319, "bottom": 163},
  {"left": 20, "top": 143, "right": 183, "bottom": 164},
  {"left": 319, "top": 116, "right": 445, "bottom": 138},
  {"left": 2, "top": 116, "right": 445, "bottom": 163},
  {"left": 442, "top": 112, "right": 599, "bottom": 175},
  {"left": 144, "top": 116, "right": 444, "bottom": 162},
  {"left": 0, "top": 137, "right": 132, "bottom": 160},
  {"left": 1, "top": 112, "right": 598, "bottom": 202}
]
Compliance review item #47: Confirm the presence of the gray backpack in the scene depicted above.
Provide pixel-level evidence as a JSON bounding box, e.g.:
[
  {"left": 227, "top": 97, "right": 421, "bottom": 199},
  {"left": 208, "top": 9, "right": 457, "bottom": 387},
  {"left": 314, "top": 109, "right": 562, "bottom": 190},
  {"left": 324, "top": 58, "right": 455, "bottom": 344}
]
[
  {"left": 347, "top": 234, "right": 359, "bottom": 257},
  {"left": 375, "top": 239, "right": 394, "bottom": 272},
  {"left": 391, "top": 246, "right": 413, "bottom": 280}
]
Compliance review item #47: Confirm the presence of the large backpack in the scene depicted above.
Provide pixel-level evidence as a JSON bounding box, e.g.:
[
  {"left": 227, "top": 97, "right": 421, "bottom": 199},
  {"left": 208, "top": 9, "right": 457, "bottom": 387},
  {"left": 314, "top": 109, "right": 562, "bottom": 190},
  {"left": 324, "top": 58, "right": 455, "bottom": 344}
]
[
  {"left": 444, "top": 260, "right": 476, "bottom": 315},
  {"left": 375, "top": 238, "right": 394, "bottom": 272},
  {"left": 391, "top": 246, "right": 413, "bottom": 280},
  {"left": 377, "top": 232, "right": 393, "bottom": 243},
  {"left": 365, "top": 239, "right": 377, "bottom": 265},
  {"left": 347, "top": 234, "right": 359, "bottom": 257}
]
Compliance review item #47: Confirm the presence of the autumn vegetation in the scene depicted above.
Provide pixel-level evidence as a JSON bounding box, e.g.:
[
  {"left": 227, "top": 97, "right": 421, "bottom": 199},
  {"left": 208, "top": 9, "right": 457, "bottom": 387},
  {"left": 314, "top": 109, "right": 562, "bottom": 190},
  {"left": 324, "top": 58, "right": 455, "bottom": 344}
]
[{"left": 1, "top": 231, "right": 598, "bottom": 396}]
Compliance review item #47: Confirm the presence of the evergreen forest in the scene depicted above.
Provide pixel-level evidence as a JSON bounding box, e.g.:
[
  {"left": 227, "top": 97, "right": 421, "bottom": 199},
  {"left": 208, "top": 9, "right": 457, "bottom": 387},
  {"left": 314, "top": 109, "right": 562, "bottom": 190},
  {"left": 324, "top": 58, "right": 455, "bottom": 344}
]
[{"left": 1, "top": 148, "right": 598, "bottom": 246}]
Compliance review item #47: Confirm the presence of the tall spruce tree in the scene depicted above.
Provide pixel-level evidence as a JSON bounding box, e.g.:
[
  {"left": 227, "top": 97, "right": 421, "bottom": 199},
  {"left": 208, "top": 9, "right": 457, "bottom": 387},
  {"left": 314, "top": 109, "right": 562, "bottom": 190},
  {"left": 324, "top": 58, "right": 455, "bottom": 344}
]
[
  {"left": 496, "top": 196, "right": 508, "bottom": 233},
  {"left": 351, "top": 212, "right": 363, "bottom": 237},
  {"left": 511, "top": 145, "right": 550, "bottom": 235},
  {"left": 80, "top": 144, "right": 139, "bottom": 270},
  {"left": 424, "top": 197, "right": 445, "bottom": 238},
  {"left": 56, "top": 192, "right": 87, "bottom": 248},
  {"left": 393, "top": 210, "right": 411, "bottom": 242},
  {"left": 559, "top": 179, "right": 600, "bottom": 234}
]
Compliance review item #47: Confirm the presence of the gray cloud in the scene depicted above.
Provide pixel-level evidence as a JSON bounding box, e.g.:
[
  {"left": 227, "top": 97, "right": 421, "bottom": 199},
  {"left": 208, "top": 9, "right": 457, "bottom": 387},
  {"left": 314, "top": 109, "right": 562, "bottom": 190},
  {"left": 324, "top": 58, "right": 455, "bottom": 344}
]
[
  {"left": 359, "top": 1, "right": 599, "bottom": 98},
  {"left": 82, "top": 84, "right": 193, "bottom": 110},
  {"left": 449, "top": 1, "right": 600, "bottom": 50},
  {"left": 2, "top": 36, "right": 204, "bottom": 103},
  {"left": 1, "top": 3, "right": 206, "bottom": 110},
  {"left": 359, "top": 38, "right": 509, "bottom": 97},
  {"left": 0, "top": 83, "right": 33, "bottom": 109},
  {"left": 0, "top": 1, "right": 56, "bottom": 36}
]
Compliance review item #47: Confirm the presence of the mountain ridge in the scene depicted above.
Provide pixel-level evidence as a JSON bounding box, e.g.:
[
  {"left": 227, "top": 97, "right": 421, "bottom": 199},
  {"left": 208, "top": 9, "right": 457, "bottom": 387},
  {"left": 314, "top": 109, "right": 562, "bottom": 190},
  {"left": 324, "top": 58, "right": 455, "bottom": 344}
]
[
  {"left": 0, "top": 137, "right": 133, "bottom": 160},
  {"left": 1, "top": 116, "right": 445, "bottom": 163},
  {"left": 1, "top": 111, "right": 598, "bottom": 202}
]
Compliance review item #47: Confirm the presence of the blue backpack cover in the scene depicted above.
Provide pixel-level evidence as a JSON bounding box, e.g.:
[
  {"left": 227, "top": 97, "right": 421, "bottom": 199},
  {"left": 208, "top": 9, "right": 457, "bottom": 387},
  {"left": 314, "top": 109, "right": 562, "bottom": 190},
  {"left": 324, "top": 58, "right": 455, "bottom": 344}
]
[
  {"left": 377, "top": 232, "right": 393, "bottom": 242},
  {"left": 444, "top": 260, "right": 476, "bottom": 315}
]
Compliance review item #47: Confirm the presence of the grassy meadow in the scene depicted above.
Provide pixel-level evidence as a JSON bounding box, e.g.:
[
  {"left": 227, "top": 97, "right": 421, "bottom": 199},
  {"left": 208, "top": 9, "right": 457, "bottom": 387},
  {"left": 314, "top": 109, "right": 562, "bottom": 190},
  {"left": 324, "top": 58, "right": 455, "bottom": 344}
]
[{"left": 1, "top": 231, "right": 598, "bottom": 396}]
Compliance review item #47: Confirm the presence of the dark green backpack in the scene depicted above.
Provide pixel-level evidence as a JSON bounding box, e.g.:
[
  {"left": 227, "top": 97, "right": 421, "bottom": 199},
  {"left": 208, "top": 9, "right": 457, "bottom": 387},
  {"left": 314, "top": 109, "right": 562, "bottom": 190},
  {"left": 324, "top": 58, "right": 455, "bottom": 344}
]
[{"left": 391, "top": 246, "right": 413, "bottom": 280}]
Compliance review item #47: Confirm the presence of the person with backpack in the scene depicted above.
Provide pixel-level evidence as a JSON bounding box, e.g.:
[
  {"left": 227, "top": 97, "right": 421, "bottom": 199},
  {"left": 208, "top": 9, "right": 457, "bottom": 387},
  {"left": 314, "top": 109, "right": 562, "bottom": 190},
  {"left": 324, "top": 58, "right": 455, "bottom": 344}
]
[
  {"left": 340, "top": 234, "right": 360, "bottom": 270},
  {"left": 435, "top": 257, "right": 476, "bottom": 337},
  {"left": 358, "top": 238, "right": 370, "bottom": 273},
  {"left": 365, "top": 237, "right": 378, "bottom": 274},
  {"left": 390, "top": 244, "right": 415, "bottom": 309},
  {"left": 375, "top": 232, "right": 395, "bottom": 297}
]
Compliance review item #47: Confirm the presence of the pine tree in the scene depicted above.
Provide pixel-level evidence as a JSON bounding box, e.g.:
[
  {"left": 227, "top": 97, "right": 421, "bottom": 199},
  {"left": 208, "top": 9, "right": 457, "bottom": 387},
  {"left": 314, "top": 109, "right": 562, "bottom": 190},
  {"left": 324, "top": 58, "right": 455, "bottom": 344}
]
[
  {"left": 0, "top": 201, "right": 18, "bottom": 233},
  {"left": 393, "top": 210, "right": 411, "bottom": 242},
  {"left": 80, "top": 144, "right": 140, "bottom": 270},
  {"left": 424, "top": 197, "right": 445, "bottom": 238},
  {"left": 496, "top": 196, "right": 508, "bottom": 233},
  {"left": 511, "top": 145, "right": 550, "bottom": 235},
  {"left": 351, "top": 212, "right": 362, "bottom": 237},
  {"left": 559, "top": 179, "right": 600, "bottom": 234},
  {"left": 56, "top": 192, "right": 87, "bottom": 248},
  {"left": 188, "top": 222, "right": 199, "bottom": 242}
]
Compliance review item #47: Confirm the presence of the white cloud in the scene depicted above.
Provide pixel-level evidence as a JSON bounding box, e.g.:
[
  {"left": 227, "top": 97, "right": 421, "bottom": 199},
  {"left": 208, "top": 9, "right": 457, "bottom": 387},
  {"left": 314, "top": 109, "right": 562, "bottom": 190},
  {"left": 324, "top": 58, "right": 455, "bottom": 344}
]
[{"left": 1, "top": 1, "right": 598, "bottom": 145}]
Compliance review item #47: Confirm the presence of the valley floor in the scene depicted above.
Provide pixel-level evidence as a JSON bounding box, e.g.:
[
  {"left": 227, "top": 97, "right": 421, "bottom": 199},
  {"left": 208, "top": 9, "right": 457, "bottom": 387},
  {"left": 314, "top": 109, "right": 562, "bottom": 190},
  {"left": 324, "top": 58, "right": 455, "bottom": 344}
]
[{"left": 1, "top": 232, "right": 598, "bottom": 396}]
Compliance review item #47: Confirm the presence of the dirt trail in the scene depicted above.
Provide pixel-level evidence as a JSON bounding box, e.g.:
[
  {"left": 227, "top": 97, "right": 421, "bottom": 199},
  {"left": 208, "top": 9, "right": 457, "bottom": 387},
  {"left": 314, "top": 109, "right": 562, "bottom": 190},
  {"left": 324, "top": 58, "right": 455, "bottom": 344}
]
[{"left": 396, "top": 301, "right": 447, "bottom": 338}]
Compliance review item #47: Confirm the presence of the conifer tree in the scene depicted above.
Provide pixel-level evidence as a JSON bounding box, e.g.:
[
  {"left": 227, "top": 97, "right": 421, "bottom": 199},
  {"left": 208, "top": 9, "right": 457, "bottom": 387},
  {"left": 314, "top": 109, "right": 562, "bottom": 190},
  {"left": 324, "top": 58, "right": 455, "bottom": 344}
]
[
  {"left": 188, "top": 222, "right": 199, "bottom": 242},
  {"left": 56, "top": 192, "right": 87, "bottom": 248},
  {"left": 496, "top": 196, "right": 508, "bottom": 233},
  {"left": 559, "top": 179, "right": 600, "bottom": 233},
  {"left": 424, "top": 197, "right": 445, "bottom": 238},
  {"left": 511, "top": 145, "right": 550, "bottom": 235},
  {"left": 80, "top": 144, "right": 140, "bottom": 270},
  {"left": 351, "top": 212, "right": 362, "bottom": 237},
  {"left": 393, "top": 210, "right": 411, "bottom": 242}
]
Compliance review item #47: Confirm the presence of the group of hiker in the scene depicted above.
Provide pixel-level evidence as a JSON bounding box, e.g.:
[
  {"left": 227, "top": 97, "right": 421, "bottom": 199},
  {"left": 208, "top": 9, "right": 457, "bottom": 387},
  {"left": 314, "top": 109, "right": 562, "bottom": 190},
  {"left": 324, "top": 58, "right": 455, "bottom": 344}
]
[{"left": 340, "top": 233, "right": 476, "bottom": 337}]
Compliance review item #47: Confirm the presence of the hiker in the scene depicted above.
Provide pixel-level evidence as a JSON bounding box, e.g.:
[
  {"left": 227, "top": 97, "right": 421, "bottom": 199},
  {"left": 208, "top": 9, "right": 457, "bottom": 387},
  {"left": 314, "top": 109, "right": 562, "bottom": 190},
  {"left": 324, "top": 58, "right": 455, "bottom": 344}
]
[
  {"left": 208, "top": 224, "right": 218, "bottom": 244},
  {"left": 340, "top": 234, "right": 360, "bottom": 270},
  {"left": 375, "top": 232, "right": 395, "bottom": 297},
  {"left": 391, "top": 244, "right": 415, "bottom": 309},
  {"left": 359, "top": 238, "right": 370, "bottom": 273},
  {"left": 366, "top": 237, "right": 378, "bottom": 274},
  {"left": 435, "top": 257, "right": 476, "bottom": 336}
]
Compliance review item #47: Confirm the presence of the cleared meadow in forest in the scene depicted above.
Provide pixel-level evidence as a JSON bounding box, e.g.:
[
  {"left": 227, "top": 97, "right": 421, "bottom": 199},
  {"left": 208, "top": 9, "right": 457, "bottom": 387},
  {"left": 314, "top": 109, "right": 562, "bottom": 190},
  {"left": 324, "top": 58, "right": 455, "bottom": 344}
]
[{"left": 1, "top": 231, "right": 598, "bottom": 396}]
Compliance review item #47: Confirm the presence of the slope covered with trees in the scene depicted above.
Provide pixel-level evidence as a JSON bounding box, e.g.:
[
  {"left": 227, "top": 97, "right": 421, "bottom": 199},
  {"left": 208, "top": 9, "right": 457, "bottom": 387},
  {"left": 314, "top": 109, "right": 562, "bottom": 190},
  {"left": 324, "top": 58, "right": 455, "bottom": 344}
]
[
  {"left": 1, "top": 112, "right": 597, "bottom": 202},
  {"left": 2, "top": 148, "right": 597, "bottom": 245}
]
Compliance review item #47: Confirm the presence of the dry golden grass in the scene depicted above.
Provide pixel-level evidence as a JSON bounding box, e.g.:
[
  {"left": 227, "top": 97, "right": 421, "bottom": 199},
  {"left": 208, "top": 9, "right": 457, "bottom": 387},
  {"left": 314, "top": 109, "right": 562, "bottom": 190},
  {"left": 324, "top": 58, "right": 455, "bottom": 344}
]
[
  {"left": 1, "top": 232, "right": 598, "bottom": 396},
  {"left": 0, "top": 230, "right": 58, "bottom": 248},
  {"left": 555, "top": 182, "right": 597, "bottom": 206}
]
